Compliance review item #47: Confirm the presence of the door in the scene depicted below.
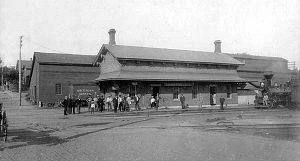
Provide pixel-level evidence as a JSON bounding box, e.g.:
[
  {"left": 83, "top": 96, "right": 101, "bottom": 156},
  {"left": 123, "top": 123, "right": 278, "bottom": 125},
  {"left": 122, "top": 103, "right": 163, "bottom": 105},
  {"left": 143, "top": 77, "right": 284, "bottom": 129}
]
[
  {"left": 209, "top": 86, "right": 216, "bottom": 105},
  {"left": 152, "top": 86, "right": 160, "bottom": 97}
]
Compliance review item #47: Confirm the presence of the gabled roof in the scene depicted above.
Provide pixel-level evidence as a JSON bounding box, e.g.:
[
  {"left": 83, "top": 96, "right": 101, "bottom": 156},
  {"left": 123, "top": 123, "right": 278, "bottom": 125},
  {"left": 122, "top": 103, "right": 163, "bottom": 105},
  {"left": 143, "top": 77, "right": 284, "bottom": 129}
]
[
  {"left": 29, "top": 52, "right": 97, "bottom": 86},
  {"left": 34, "top": 52, "right": 96, "bottom": 65},
  {"left": 16, "top": 60, "right": 32, "bottom": 69},
  {"left": 95, "top": 44, "right": 244, "bottom": 65}
]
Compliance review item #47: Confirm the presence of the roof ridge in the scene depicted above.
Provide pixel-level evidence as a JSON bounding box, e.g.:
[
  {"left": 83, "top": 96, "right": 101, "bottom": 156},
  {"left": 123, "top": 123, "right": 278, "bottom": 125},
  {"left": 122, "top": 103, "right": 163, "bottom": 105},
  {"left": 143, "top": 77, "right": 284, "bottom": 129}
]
[
  {"left": 104, "top": 44, "right": 215, "bottom": 54},
  {"left": 34, "top": 52, "right": 95, "bottom": 57},
  {"left": 103, "top": 44, "right": 243, "bottom": 65}
]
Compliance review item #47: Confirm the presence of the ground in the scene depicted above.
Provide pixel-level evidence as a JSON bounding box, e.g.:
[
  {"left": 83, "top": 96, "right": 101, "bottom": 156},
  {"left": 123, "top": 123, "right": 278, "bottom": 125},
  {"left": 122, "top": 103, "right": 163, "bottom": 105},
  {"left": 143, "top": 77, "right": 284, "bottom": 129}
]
[{"left": 0, "top": 91, "right": 300, "bottom": 161}]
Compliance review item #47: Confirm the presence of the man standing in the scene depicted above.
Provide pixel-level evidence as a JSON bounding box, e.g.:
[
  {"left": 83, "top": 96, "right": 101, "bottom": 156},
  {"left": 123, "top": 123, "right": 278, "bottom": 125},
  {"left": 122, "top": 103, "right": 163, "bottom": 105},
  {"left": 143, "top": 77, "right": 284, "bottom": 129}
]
[
  {"left": 72, "top": 96, "right": 77, "bottom": 114},
  {"left": 75, "top": 96, "right": 81, "bottom": 114},
  {"left": 87, "top": 95, "right": 92, "bottom": 112},
  {"left": 263, "top": 94, "right": 269, "bottom": 106},
  {"left": 113, "top": 95, "right": 118, "bottom": 113},
  {"left": 220, "top": 96, "right": 225, "bottom": 110},
  {"left": 106, "top": 95, "right": 112, "bottom": 111},
  {"left": 179, "top": 94, "right": 185, "bottom": 109},
  {"left": 99, "top": 95, "right": 105, "bottom": 112},
  {"left": 118, "top": 95, "right": 123, "bottom": 112},
  {"left": 155, "top": 94, "right": 160, "bottom": 110},
  {"left": 126, "top": 94, "right": 131, "bottom": 111},
  {"left": 94, "top": 95, "right": 99, "bottom": 111},
  {"left": 67, "top": 95, "right": 73, "bottom": 114},
  {"left": 63, "top": 96, "right": 68, "bottom": 114},
  {"left": 134, "top": 94, "right": 140, "bottom": 111}
]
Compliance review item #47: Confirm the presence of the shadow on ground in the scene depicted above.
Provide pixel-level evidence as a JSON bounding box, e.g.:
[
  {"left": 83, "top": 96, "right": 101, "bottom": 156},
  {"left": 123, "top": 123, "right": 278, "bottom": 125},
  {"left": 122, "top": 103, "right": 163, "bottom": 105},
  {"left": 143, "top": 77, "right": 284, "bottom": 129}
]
[
  {"left": 0, "top": 128, "right": 67, "bottom": 151},
  {"left": 1, "top": 118, "right": 152, "bottom": 151}
]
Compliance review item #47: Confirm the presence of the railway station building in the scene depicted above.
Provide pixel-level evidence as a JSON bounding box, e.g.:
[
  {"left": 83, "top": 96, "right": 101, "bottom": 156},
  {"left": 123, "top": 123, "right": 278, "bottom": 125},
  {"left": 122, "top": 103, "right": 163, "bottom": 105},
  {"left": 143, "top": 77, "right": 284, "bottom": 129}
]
[{"left": 93, "top": 29, "right": 245, "bottom": 108}]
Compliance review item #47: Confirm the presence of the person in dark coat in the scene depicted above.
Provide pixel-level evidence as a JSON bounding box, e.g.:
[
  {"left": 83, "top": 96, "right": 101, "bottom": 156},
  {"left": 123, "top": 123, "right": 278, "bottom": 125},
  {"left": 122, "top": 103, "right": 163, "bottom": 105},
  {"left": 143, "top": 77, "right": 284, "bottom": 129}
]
[
  {"left": 62, "top": 96, "right": 68, "bottom": 115},
  {"left": 99, "top": 95, "right": 105, "bottom": 112},
  {"left": 134, "top": 95, "right": 140, "bottom": 111},
  {"left": 72, "top": 96, "right": 76, "bottom": 114},
  {"left": 123, "top": 95, "right": 128, "bottom": 112},
  {"left": 179, "top": 94, "right": 185, "bottom": 109},
  {"left": 155, "top": 94, "right": 160, "bottom": 110},
  {"left": 75, "top": 96, "right": 81, "bottom": 114},
  {"left": 220, "top": 96, "right": 225, "bottom": 110},
  {"left": 118, "top": 95, "right": 123, "bottom": 112},
  {"left": 113, "top": 95, "right": 118, "bottom": 113},
  {"left": 67, "top": 95, "right": 73, "bottom": 114}
]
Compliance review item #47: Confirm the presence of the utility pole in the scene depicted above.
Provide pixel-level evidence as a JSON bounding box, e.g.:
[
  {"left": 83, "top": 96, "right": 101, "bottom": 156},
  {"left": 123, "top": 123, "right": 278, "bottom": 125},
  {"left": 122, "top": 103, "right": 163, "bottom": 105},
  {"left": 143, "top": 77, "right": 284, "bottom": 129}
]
[
  {"left": 19, "top": 36, "right": 23, "bottom": 106},
  {"left": 1, "top": 62, "right": 3, "bottom": 91},
  {"left": 0, "top": 58, "right": 3, "bottom": 91}
]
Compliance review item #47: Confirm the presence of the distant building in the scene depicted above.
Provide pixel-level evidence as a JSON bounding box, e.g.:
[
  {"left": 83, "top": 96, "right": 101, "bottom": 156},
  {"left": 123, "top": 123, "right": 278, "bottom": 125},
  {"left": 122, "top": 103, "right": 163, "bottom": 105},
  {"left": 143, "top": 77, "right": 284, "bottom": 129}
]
[
  {"left": 28, "top": 52, "right": 100, "bottom": 105},
  {"left": 93, "top": 29, "right": 245, "bottom": 108},
  {"left": 16, "top": 60, "right": 32, "bottom": 87},
  {"left": 227, "top": 53, "right": 296, "bottom": 105},
  {"left": 291, "top": 72, "right": 300, "bottom": 105}
]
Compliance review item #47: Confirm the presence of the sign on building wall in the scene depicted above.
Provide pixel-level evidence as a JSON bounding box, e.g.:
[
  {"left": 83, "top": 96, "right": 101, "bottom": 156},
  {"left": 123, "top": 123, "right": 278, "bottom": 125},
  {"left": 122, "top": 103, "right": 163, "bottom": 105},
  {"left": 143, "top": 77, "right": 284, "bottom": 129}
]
[{"left": 72, "top": 84, "right": 100, "bottom": 99}]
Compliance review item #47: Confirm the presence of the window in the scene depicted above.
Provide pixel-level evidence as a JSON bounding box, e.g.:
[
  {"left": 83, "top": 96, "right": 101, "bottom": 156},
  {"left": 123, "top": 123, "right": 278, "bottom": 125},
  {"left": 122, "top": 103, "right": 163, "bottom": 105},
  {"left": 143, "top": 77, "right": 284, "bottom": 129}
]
[
  {"left": 55, "top": 84, "right": 62, "bottom": 95},
  {"left": 173, "top": 87, "right": 179, "bottom": 100},
  {"left": 226, "top": 84, "right": 232, "bottom": 99},
  {"left": 192, "top": 84, "right": 197, "bottom": 99}
]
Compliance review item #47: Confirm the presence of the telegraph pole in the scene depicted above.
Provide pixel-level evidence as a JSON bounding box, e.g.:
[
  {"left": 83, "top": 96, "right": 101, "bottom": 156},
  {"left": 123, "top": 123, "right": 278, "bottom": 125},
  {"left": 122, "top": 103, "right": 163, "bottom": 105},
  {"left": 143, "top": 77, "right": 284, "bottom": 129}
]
[
  {"left": 19, "top": 36, "right": 23, "bottom": 106},
  {"left": 1, "top": 62, "right": 3, "bottom": 91},
  {"left": 0, "top": 58, "right": 3, "bottom": 91}
]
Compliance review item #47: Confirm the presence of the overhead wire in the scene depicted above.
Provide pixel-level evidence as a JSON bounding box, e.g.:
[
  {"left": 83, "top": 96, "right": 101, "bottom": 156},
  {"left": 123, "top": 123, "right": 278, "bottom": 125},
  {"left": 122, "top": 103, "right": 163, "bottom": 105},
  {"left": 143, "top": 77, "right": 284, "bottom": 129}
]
[{"left": 25, "top": 37, "right": 78, "bottom": 55}]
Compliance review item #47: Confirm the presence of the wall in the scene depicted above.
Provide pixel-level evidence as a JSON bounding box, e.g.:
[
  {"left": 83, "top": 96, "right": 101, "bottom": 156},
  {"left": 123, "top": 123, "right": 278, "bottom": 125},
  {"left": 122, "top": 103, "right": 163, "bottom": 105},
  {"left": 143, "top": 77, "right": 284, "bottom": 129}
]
[
  {"left": 122, "top": 60, "right": 238, "bottom": 75},
  {"left": 33, "top": 64, "right": 99, "bottom": 105},
  {"left": 234, "top": 56, "right": 292, "bottom": 84},
  {"left": 29, "top": 60, "right": 39, "bottom": 103},
  {"left": 104, "top": 81, "right": 238, "bottom": 108},
  {"left": 100, "top": 52, "right": 121, "bottom": 74}
]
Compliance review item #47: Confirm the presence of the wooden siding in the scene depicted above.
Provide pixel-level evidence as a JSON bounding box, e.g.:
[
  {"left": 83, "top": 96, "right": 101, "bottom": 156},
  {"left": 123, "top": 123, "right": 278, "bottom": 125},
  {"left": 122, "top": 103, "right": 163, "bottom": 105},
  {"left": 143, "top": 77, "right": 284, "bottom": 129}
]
[{"left": 100, "top": 52, "right": 121, "bottom": 74}]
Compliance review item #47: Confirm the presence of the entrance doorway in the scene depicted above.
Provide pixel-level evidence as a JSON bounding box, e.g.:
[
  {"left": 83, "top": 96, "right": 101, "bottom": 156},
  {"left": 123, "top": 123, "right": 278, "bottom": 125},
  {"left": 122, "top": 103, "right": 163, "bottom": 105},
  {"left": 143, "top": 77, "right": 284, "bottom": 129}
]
[
  {"left": 209, "top": 86, "right": 216, "bottom": 105},
  {"left": 152, "top": 86, "right": 160, "bottom": 97}
]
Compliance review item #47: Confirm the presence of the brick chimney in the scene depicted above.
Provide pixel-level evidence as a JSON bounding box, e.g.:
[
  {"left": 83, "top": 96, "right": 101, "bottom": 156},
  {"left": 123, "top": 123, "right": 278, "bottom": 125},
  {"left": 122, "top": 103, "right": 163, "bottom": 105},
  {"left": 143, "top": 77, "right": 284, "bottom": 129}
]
[
  {"left": 108, "top": 29, "right": 116, "bottom": 45},
  {"left": 214, "top": 40, "right": 221, "bottom": 53}
]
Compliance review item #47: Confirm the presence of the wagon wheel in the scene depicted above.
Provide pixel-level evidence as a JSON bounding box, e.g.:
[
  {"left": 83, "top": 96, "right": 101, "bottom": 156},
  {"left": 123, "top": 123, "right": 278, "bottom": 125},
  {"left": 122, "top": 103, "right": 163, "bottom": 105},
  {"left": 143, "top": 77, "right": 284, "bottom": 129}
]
[{"left": 4, "top": 125, "right": 7, "bottom": 142}]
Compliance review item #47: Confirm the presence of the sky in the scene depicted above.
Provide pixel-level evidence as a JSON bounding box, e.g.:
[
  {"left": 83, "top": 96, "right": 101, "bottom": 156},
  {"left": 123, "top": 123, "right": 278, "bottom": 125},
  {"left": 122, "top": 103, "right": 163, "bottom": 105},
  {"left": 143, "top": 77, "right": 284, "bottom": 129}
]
[{"left": 0, "top": 0, "right": 299, "bottom": 69}]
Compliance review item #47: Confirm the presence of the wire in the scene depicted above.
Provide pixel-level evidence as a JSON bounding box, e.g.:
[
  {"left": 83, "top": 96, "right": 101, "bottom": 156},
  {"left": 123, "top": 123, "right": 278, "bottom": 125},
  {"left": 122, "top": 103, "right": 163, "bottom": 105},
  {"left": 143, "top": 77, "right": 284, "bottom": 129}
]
[{"left": 25, "top": 37, "right": 78, "bottom": 55}]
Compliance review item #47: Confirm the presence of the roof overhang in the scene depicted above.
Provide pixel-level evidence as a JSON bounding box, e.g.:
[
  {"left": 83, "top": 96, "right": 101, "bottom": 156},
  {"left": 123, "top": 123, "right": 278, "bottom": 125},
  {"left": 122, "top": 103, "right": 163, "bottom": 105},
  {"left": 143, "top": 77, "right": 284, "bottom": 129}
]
[{"left": 95, "top": 70, "right": 246, "bottom": 82}]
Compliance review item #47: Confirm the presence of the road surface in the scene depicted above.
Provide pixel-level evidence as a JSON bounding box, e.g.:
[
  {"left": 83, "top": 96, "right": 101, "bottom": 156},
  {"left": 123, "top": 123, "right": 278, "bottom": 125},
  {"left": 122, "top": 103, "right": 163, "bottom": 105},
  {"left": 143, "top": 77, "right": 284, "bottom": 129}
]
[{"left": 0, "top": 91, "right": 299, "bottom": 161}]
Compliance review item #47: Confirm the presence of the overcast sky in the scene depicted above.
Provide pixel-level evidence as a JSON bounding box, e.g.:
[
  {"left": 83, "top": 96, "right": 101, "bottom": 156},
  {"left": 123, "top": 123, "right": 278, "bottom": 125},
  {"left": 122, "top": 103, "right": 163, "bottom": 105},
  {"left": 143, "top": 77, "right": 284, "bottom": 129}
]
[{"left": 0, "top": 0, "right": 299, "bottom": 68}]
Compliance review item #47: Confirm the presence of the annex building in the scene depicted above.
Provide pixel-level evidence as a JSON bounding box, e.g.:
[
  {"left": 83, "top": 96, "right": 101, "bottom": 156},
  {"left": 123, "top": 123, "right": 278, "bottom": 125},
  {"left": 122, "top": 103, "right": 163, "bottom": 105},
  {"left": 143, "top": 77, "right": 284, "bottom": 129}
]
[
  {"left": 29, "top": 52, "right": 100, "bottom": 105},
  {"left": 16, "top": 60, "right": 32, "bottom": 88},
  {"left": 94, "top": 29, "right": 245, "bottom": 108}
]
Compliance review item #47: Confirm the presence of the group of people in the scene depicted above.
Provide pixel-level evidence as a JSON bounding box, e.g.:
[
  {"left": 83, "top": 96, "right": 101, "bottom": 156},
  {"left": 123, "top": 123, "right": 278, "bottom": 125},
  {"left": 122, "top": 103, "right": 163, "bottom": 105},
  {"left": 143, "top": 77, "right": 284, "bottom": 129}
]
[
  {"left": 62, "top": 94, "right": 142, "bottom": 115},
  {"left": 61, "top": 96, "right": 82, "bottom": 115},
  {"left": 87, "top": 94, "right": 141, "bottom": 114},
  {"left": 111, "top": 94, "right": 141, "bottom": 113},
  {"left": 150, "top": 95, "right": 160, "bottom": 109},
  {"left": 87, "top": 95, "right": 106, "bottom": 114}
]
